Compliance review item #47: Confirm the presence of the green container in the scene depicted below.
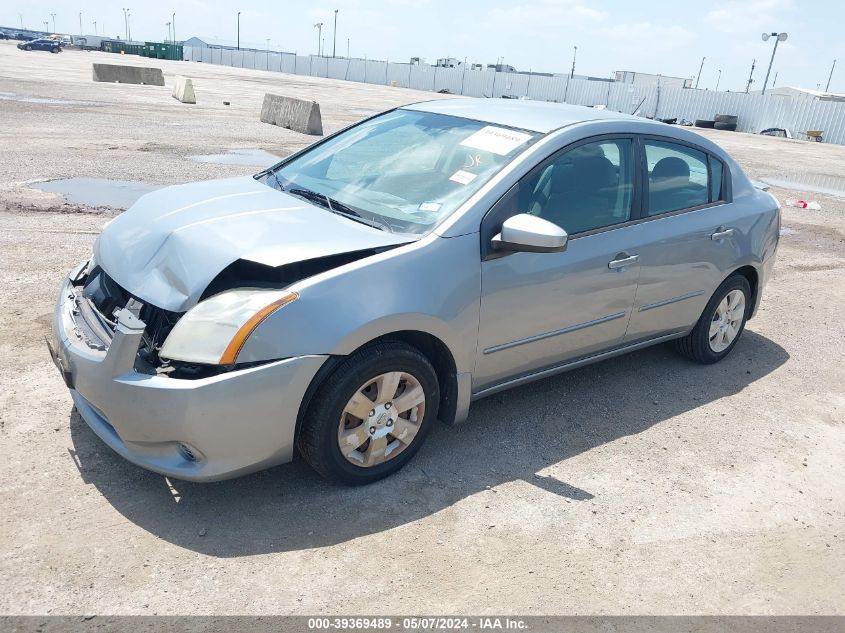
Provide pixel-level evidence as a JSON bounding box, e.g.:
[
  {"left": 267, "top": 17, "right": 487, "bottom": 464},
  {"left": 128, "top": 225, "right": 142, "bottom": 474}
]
[{"left": 141, "top": 42, "right": 183, "bottom": 60}]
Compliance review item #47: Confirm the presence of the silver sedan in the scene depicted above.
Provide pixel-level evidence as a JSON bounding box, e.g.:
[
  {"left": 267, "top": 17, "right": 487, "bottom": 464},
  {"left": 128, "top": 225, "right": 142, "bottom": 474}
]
[{"left": 49, "top": 99, "right": 780, "bottom": 484}]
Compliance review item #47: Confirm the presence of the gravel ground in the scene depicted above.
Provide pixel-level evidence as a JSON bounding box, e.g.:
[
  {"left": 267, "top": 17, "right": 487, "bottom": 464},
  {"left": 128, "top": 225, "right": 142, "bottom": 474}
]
[{"left": 0, "top": 41, "right": 843, "bottom": 616}]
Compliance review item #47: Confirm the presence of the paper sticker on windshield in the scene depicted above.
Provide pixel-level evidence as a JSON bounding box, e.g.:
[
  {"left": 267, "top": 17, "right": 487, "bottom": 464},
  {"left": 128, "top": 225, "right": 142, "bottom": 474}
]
[
  {"left": 449, "top": 170, "right": 477, "bottom": 185},
  {"left": 419, "top": 202, "right": 442, "bottom": 213},
  {"left": 460, "top": 126, "right": 533, "bottom": 156}
]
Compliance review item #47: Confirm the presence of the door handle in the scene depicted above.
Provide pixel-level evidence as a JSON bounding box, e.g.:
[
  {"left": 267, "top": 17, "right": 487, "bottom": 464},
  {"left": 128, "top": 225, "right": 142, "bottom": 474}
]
[
  {"left": 711, "top": 228, "right": 735, "bottom": 241},
  {"left": 608, "top": 254, "right": 639, "bottom": 269}
]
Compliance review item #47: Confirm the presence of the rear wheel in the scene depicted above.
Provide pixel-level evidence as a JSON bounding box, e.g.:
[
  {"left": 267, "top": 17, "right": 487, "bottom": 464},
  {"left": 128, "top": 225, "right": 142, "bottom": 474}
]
[
  {"left": 298, "top": 342, "right": 439, "bottom": 485},
  {"left": 675, "top": 275, "right": 751, "bottom": 364}
]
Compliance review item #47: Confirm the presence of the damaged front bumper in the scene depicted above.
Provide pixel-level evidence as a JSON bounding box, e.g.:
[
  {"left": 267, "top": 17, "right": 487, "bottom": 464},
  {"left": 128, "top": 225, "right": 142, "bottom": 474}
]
[{"left": 50, "top": 262, "right": 328, "bottom": 482}]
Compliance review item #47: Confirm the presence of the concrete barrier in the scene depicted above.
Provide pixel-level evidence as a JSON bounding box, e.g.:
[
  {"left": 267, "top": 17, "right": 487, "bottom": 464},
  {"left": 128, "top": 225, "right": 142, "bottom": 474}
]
[
  {"left": 92, "top": 63, "right": 165, "bottom": 86},
  {"left": 171, "top": 75, "right": 196, "bottom": 104},
  {"left": 260, "top": 94, "right": 323, "bottom": 136}
]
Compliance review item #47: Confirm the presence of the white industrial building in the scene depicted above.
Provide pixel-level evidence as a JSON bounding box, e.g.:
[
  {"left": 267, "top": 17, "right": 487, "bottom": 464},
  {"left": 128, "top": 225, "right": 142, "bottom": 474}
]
[{"left": 614, "top": 70, "right": 693, "bottom": 89}]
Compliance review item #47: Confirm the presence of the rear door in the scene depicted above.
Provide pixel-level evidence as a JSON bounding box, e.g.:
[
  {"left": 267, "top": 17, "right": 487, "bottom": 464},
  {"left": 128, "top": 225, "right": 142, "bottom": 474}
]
[
  {"left": 475, "top": 136, "right": 643, "bottom": 391},
  {"left": 624, "top": 137, "right": 738, "bottom": 342}
]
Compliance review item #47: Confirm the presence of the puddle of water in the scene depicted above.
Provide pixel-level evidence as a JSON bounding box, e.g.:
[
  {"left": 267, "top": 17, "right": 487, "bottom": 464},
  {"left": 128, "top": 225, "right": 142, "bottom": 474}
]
[
  {"left": 760, "top": 174, "right": 845, "bottom": 198},
  {"left": 0, "top": 91, "right": 87, "bottom": 106},
  {"left": 187, "top": 148, "right": 281, "bottom": 167},
  {"left": 32, "top": 178, "right": 162, "bottom": 209}
]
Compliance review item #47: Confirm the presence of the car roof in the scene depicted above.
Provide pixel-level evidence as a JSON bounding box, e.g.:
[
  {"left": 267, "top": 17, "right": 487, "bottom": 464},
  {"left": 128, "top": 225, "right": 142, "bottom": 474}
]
[{"left": 403, "top": 98, "right": 648, "bottom": 134}]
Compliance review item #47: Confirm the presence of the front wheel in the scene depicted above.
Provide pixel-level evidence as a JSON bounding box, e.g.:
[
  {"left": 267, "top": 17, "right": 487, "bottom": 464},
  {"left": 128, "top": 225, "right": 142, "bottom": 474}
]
[
  {"left": 24, "top": 45, "right": 32, "bottom": 51},
  {"left": 675, "top": 274, "right": 751, "bottom": 364},
  {"left": 51, "top": 47, "right": 59, "bottom": 53},
  {"left": 298, "top": 342, "right": 439, "bottom": 485}
]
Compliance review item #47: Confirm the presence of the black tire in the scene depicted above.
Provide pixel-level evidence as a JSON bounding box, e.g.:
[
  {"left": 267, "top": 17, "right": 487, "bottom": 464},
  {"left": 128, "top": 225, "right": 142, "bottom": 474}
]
[
  {"left": 695, "top": 119, "right": 715, "bottom": 129},
  {"left": 24, "top": 45, "right": 32, "bottom": 51},
  {"left": 675, "top": 274, "right": 751, "bottom": 364},
  {"left": 51, "top": 47, "right": 59, "bottom": 54},
  {"left": 714, "top": 122, "right": 737, "bottom": 131},
  {"left": 714, "top": 114, "right": 738, "bottom": 124},
  {"left": 298, "top": 341, "right": 440, "bottom": 485}
]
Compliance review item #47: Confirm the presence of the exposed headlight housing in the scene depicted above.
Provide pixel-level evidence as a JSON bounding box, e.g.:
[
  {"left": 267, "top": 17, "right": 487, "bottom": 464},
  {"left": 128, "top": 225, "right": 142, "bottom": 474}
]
[{"left": 159, "top": 289, "right": 298, "bottom": 365}]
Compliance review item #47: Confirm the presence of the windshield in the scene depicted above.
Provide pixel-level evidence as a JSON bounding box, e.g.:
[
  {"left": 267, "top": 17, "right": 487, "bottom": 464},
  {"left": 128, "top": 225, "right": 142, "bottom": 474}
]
[{"left": 267, "top": 108, "right": 539, "bottom": 234}]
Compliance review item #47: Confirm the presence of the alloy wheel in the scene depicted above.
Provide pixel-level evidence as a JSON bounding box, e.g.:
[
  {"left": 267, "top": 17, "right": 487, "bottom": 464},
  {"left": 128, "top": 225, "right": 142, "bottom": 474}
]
[
  {"left": 337, "top": 371, "right": 426, "bottom": 467},
  {"left": 708, "top": 289, "right": 746, "bottom": 352}
]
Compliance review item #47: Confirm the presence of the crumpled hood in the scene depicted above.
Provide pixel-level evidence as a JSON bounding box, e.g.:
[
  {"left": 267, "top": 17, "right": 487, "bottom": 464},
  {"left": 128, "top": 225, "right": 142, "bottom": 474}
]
[{"left": 95, "top": 176, "right": 410, "bottom": 312}]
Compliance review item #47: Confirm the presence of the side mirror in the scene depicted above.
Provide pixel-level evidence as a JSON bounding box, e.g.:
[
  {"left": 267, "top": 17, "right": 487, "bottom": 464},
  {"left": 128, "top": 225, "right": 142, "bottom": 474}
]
[{"left": 491, "top": 213, "right": 568, "bottom": 253}]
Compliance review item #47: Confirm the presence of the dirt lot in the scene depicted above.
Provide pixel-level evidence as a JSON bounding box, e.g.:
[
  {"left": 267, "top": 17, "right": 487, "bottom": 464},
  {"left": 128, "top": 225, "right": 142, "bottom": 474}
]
[{"left": 0, "top": 41, "right": 843, "bottom": 615}]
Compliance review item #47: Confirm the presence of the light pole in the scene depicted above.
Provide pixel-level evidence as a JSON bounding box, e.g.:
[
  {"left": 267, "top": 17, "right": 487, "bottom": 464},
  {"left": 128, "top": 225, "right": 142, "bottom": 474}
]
[
  {"left": 19, "top": 13, "right": 24, "bottom": 29},
  {"left": 78, "top": 12, "right": 82, "bottom": 36},
  {"left": 50, "top": 13, "right": 56, "bottom": 32},
  {"left": 826, "top": 59, "right": 837, "bottom": 92},
  {"left": 570, "top": 45, "right": 577, "bottom": 79},
  {"left": 332, "top": 9, "right": 338, "bottom": 58},
  {"left": 347, "top": 38, "right": 350, "bottom": 58},
  {"left": 695, "top": 56, "right": 706, "bottom": 89},
  {"left": 92, "top": 20, "right": 97, "bottom": 35},
  {"left": 314, "top": 22, "right": 323, "bottom": 56},
  {"left": 43, "top": 21, "right": 49, "bottom": 32},
  {"left": 127, "top": 10, "right": 131, "bottom": 40},
  {"left": 237, "top": 11, "right": 241, "bottom": 50},
  {"left": 122, "top": 8, "right": 128, "bottom": 41},
  {"left": 166, "top": 22, "right": 171, "bottom": 42},
  {"left": 715, "top": 69, "right": 722, "bottom": 91},
  {"left": 761, "top": 32, "right": 787, "bottom": 94},
  {"left": 172, "top": 13, "right": 176, "bottom": 44}
]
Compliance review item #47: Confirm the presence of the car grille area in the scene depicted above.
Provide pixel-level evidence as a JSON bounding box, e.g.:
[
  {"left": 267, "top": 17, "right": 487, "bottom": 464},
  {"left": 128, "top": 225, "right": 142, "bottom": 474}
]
[{"left": 78, "top": 266, "right": 181, "bottom": 367}]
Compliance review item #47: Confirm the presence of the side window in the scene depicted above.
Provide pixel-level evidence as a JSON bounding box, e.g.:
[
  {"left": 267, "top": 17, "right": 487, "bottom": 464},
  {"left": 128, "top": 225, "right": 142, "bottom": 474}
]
[
  {"left": 645, "top": 140, "right": 709, "bottom": 215},
  {"left": 710, "top": 156, "right": 724, "bottom": 202},
  {"left": 521, "top": 139, "right": 634, "bottom": 235}
]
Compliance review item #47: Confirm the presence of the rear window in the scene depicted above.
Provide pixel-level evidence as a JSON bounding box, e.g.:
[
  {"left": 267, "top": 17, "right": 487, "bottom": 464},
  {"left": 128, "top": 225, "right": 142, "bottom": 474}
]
[
  {"left": 710, "top": 156, "right": 724, "bottom": 201},
  {"left": 645, "top": 140, "right": 709, "bottom": 215}
]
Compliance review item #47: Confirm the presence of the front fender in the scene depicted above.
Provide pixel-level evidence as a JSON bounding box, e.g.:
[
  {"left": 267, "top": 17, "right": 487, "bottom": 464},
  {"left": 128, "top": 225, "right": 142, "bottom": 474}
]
[{"left": 236, "top": 232, "right": 482, "bottom": 374}]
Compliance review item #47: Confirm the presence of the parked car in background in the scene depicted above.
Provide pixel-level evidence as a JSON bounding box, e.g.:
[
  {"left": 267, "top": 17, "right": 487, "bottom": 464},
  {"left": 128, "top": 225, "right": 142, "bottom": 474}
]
[
  {"left": 49, "top": 99, "right": 780, "bottom": 485},
  {"left": 17, "top": 38, "right": 62, "bottom": 53},
  {"left": 0, "top": 30, "right": 11, "bottom": 40}
]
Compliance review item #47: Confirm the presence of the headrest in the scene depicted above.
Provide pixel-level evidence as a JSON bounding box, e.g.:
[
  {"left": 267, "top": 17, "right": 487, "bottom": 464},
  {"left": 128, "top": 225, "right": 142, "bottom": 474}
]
[{"left": 652, "top": 157, "right": 690, "bottom": 181}]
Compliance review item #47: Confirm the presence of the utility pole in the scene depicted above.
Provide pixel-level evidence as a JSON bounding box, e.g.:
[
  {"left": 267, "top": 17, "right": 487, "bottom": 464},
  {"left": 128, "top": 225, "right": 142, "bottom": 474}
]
[
  {"left": 237, "top": 11, "right": 241, "bottom": 50},
  {"left": 570, "top": 45, "right": 577, "bottom": 79},
  {"left": 715, "top": 69, "right": 722, "bottom": 91},
  {"left": 826, "top": 59, "right": 837, "bottom": 92},
  {"left": 332, "top": 9, "right": 338, "bottom": 58},
  {"left": 122, "top": 8, "right": 128, "bottom": 41},
  {"left": 165, "top": 22, "right": 171, "bottom": 42},
  {"left": 745, "top": 58, "right": 756, "bottom": 93},
  {"left": 695, "top": 56, "right": 706, "bottom": 89},
  {"left": 761, "top": 32, "right": 787, "bottom": 94},
  {"left": 127, "top": 10, "right": 131, "bottom": 41},
  {"left": 314, "top": 22, "right": 323, "bottom": 56},
  {"left": 172, "top": 13, "right": 176, "bottom": 44},
  {"left": 78, "top": 12, "right": 82, "bottom": 36},
  {"left": 50, "top": 13, "right": 56, "bottom": 32}
]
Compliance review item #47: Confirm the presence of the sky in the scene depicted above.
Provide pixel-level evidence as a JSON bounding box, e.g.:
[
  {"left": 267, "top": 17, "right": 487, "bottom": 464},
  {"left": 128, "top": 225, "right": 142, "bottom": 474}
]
[{"left": 3, "top": 0, "right": 844, "bottom": 93}]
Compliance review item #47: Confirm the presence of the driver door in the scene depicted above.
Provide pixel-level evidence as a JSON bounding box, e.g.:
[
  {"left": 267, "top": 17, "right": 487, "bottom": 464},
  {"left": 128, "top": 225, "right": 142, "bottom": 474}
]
[{"left": 474, "top": 136, "right": 643, "bottom": 391}]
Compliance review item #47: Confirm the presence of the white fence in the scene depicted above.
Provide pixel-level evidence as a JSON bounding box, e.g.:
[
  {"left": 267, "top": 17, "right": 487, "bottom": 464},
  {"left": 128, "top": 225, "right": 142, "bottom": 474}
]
[{"left": 183, "top": 46, "right": 845, "bottom": 145}]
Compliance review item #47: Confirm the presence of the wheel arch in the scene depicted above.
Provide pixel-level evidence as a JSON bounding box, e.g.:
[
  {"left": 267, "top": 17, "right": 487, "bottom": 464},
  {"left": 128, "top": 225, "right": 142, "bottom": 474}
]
[
  {"left": 730, "top": 264, "right": 759, "bottom": 319},
  {"left": 295, "top": 329, "right": 461, "bottom": 443}
]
